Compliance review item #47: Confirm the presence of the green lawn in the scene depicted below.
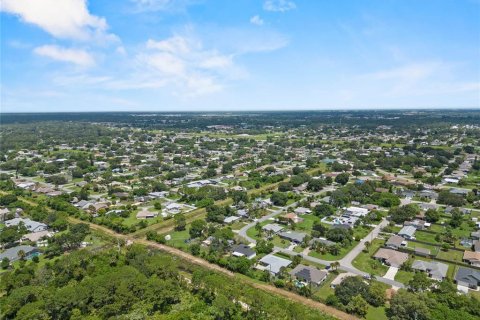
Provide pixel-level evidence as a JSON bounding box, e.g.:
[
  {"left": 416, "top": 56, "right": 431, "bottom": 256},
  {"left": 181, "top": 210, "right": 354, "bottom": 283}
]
[
  {"left": 366, "top": 306, "right": 387, "bottom": 320},
  {"left": 415, "top": 231, "right": 440, "bottom": 244},
  {"left": 309, "top": 241, "right": 359, "bottom": 261},
  {"left": 313, "top": 273, "right": 337, "bottom": 301},
  {"left": 351, "top": 239, "right": 388, "bottom": 277},
  {"left": 394, "top": 270, "right": 414, "bottom": 284},
  {"left": 164, "top": 229, "right": 190, "bottom": 249},
  {"left": 436, "top": 249, "right": 463, "bottom": 263},
  {"left": 295, "top": 214, "right": 321, "bottom": 233},
  {"left": 271, "top": 235, "right": 290, "bottom": 248}
]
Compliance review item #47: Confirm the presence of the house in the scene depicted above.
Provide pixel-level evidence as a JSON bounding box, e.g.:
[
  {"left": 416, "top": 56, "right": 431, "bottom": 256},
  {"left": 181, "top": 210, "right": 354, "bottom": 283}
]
[
  {"left": 463, "top": 251, "right": 480, "bottom": 267},
  {"left": 21, "top": 230, "right": 53, "bottom": 243},
  {"left": 404, "top": 219, "right": 429, "bottom": 230},
  {"left": 386, "top": 235, "right": 406, "bottom": 250},
  {"left": 231, "top": 244, "right": 256, "bottom": 259},
  {"left": 373, "top": 248, "right": 409, "bottom": 267},
  {"left": 472, "top": 231, "right": 480, "bottom": 240},
  {"left": 450, "top": 188, "right": 469, "bottom": 196},
  {"left": 0, "top": 245, "right": 39, "bottom": 263},
  {"left": 256, "top": 254, "right": 291, "bottom": 275},
  {"left": 223, "top": 216, "right": 240, "bottom": 224},
  {"left": 262, "top": 223, "right": 284, "bottom": 234},
  {"left": 398, "top": 226, "right": 416, "bottom": 240},
  {"left": 455, "top": 267, "right": 480, "bottom": 289},
  {"left": 345, "top": 206, "right": 369, "bottom": 217},
  {"left": 414, "top": 247, "right": 430, "bottom": 256},
  {"left": 236, "top": 209, "right": 248, "bottom": 217},
  {"left": 278, "top": 231, "right": 307, "bottom": 243},
  {"left": 289, "top": 264, "right": 328, "bottom": 286},
  {"left": 5, "top": 218, "right": 47, "bottom": 233},
  {"left": 0, "top": 208, "right": 10, "bottom": 222},
  {"left": 294, "top": 207, "right": 311, "bottom": 215},
  {"left": 280, "top": 213, "right": 303, "bottom": 224},
  {"left": 136, "top": 209, "right": 157, "bottom": 219},
  {"left": 473, "top": 240, "right": 480, "bottom": 252},
  {"left": 310, "top": 238, "right": 336, "bottom": 247},
  {"left": 412, "top": 260, "right": 448, "bottom": 281}
]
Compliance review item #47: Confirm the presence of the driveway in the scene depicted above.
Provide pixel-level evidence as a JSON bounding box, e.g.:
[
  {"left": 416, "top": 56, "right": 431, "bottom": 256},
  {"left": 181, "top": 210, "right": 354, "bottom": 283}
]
[{"left": 384, "top": 266, "right": 399, "bottom": 280}]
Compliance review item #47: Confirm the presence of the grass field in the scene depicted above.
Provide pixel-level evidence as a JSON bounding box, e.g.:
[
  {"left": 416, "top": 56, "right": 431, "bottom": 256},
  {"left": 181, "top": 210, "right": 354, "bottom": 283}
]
[
  {"left": 309, "top": 240, "right": 359, "bottom": 261},
  {"left": 351, "top": 239, "right": 388, "bottom": 277}
]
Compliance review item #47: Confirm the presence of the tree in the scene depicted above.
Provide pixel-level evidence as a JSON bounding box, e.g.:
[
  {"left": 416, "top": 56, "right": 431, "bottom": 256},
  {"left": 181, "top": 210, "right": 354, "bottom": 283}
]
[
  {"left": 335, "top": 172, "right": 350, "bottom": 185},
  {"left": 367, "top": 281, "right": 386, "bottom": 307},
  {"left": 153, "top": 201, "right": 162, "bottom": 210},
  {"left": 334, "top": 276, "right": 369, "bottom": 305},
  {"left": 449, "top": 208, "right": 463, "bottom": 228},
  {"left": 255, "top": 240, "right": 274, "bottom": 254},
  {"left": 346, "top": 295, "right": 369, "bottom": 317},
  {"left": 1, "top": 257, "right": 10, "bottom": 269},
  {"left": 271, "top": 192, "right": 288, "bottom": 206},
  {"left": 389, "top": 204, "right": 419, "bottom": 224},
  {"left": 278, "top": 182, "right": 293, "bottom": 192},
  {"left": 388, "top": 289, "right": 430, "bottom": 320},
  {"left": 189, "top": 219, "right": 206, "bottom": 238},
  {"left": 425, "top": 209, "right": 440, "bottom": 223},
  {"left": 174, "top": 214, "right": 186, "bottom": 231},
  {"left": 307, "top": 179, "right": 325, "bottom": 192},
  {"left": 313, "top": 204, "right": 335, "bottom": 217},
  {"left": 17, "top": 250, "right": 26, "bottom": 261},
  {"left": 408, "top": 272, "right": 432, "bottom": 292}
]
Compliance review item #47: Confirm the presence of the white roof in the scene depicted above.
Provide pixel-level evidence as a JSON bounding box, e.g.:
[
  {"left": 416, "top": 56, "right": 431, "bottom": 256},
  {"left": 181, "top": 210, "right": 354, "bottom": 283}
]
[{"left": 258, "top": 254, "right": 292, "bottom": 274}]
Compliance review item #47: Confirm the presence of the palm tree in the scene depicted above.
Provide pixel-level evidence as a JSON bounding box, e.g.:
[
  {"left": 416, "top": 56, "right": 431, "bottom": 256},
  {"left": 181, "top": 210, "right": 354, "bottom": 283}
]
[
  {"left": 17, "top": 250, "right": 26, "bottom": 261},
  {"left": 330, "top": 261, "right": 340, "bottom": 272}
]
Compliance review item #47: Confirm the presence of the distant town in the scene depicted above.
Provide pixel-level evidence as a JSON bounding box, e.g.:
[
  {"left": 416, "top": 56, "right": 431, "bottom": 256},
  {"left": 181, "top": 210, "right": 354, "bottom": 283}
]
[{"left": 1, "top": 110, "right": 479, "bottom": 320}]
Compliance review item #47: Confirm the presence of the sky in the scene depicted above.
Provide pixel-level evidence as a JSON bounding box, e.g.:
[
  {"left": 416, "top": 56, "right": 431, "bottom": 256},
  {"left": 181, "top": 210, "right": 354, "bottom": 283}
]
[{"left": 1, "top": 0, "right": 479, "bottom": 112}]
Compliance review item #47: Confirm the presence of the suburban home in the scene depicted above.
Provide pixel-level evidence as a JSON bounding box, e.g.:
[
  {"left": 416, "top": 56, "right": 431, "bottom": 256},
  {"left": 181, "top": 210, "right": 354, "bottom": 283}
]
[
  {"left": 373, "top": 248, "right": 409, "bottom": 268},
  {"left": 136, "top": 209, "right": 157, "bottom": 219},
  {"left": 294, "top": 207, "right": 312, "bottom": 215},
  {"left": 345, "top": 206, "right": 369, "bottom": 217},
  {"left": 289, "top": 264, "right": 328, "bottom": 286},
  {"left": 223, "top": 216, "right": 240, "bottom": 224},
  {"left": 231, "top": 244, "right": 256, "bottom": 259},
  {"left": 262, "top": 223, "right": 284, "bottom": 234},
  {"left": 310, "top": 238, "right": 336, "bottom": 247},
  {"left": 398, "top": 225, "right": 416, "bottom": 240},
  {"left": 471, "top": 231, "right": 480, "bottom": 240},
  {"left": 455, "top": 267, "right": 480, "bottom": 290},
  {"left": 414, "top": 247, "right": 430, "bottom": 256},
  {"left": 280, "top": 213, "right": 303, "bottom": 224},
  {"left": 386, "top": 235, "right": 406, "bottom": 250},
  {"left": 21, "top": 230, "right": 53, "bottom": 244},
  {"left": 256, "top": 254, "right": 292, "bottom": 276},
  {"left": 463, "top": 251, "right": 480, "bottom": 267},
  {"left": 278, "top": 231, "right": 307, "bottom": 244},
  {"left": 412, "top": 260, "right": 448, "bottom": 281},
  {"left": 0, "top": 208, "right": 10, "bottom": 222},
  {"left": 473, "top": 240, "right": 480, "bottom": 252},
  {"left": 0, "top": 245, "right": 39, "bottom": 263},
  {"left": 5, "top": 218, "right": 47, "bottom": 233},
  {"left": 404, "top": 219, "right": 430, "bottom": 230}
]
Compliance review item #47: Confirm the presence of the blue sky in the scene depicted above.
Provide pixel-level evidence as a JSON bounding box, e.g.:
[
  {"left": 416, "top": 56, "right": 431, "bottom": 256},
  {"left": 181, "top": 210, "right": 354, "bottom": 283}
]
[{"left": 1, "top": 0, "right": 479, "bottom": 112}]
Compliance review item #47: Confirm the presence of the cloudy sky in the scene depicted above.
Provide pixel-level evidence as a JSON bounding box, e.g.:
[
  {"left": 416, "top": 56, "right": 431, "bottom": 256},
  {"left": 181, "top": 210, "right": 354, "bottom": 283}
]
[{"left": 1, "top": 0, "right": 479, "bottom": 112}]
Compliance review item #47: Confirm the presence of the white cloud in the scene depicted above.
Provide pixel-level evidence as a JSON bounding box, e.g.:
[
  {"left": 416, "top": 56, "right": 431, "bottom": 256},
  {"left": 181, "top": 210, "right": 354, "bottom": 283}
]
[
  {"left": 0, "top": 0, "right": 117, "bottom": 42},
  {"left": 263, "top": 0, "right": 296, "bottom": 12},
  {"left": 138, "top": 35, "right": 235, "bottom": 95},
  {"left": 250, "top": 15, "right": 264, "bottom": 26},
  {"left": 130, "top": 0, "right": 195, "bottom": 12},
  {"left": 34, "top": 45, "right": 95, "bottom": 67}
]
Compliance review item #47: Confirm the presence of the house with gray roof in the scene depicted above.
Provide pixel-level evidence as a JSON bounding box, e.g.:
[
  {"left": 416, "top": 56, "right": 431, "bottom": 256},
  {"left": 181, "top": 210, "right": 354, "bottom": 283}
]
[
  {"left": 289, "top": 264, "right": 328, "bottom": 286},
  {"left": 386, "top": 235, "right": 406, "bottom": 250},
  {"left": 412, "top": 260, "right": 448, "bottom": 281},
  {"left": 398, "top": 225, "right": 416, "bottom": 240},
  {"left": 256, "top": 254, "right": 292, "bottom": 275},
  {"left": 231, "top": 244, "right": 256, "bottom": 259},
  {"left": 455, "top": 267, "right": 480, "bottom": 289},
  {"left": 5, "top": 218, "right": 47, "bottom": 233},
  {"left": 0, "top": 245, "right": 39, "bottom": 263},
  {"left": 278, "top": 231, "right": 307, "bottom": 243},
  {"left": 262, "top": 223, "right": 284, "bottom": 234}
]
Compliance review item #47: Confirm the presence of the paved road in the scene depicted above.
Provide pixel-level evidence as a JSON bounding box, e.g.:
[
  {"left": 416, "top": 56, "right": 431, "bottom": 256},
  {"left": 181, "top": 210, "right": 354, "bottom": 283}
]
[
  {"left": 238, "top": 192, "right": 405, "bottom": 289},
  {"left": 238, "top": 186, "right": 336, "bottom": 243}
]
